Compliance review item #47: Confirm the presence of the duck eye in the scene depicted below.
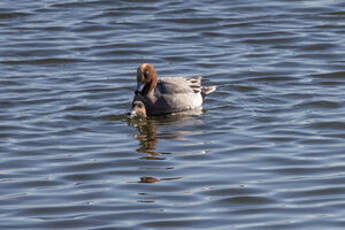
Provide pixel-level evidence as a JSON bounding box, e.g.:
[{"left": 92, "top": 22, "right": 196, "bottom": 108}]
[{"left": 144, "top": 70, "right": 150, "bottom": 78}]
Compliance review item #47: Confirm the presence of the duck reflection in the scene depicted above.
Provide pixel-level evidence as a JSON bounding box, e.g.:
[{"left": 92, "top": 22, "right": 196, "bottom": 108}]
[
  {"left": 127, "top": 105, "right": 204, "bottom": 158},
  {"left": 128, "top": 104, "right": 204, "bottom": 184},
  {"left": 139, "top": 176, "right": 160, "bottom": 184}
]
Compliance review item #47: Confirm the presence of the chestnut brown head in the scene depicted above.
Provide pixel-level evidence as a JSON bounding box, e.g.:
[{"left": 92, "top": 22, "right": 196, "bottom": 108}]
[{"left": 135, "top": 63, "right": 158, "bottom": 95}]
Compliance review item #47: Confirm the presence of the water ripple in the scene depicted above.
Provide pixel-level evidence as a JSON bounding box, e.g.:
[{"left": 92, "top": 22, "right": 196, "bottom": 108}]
[{"left": 2, "top": 0, "right": 345, "bottom": 229}]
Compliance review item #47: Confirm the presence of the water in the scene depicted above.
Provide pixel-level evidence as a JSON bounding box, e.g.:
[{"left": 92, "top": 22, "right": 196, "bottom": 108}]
[{"left": 1, "top": 0, "right": 345, "bottom": 229}]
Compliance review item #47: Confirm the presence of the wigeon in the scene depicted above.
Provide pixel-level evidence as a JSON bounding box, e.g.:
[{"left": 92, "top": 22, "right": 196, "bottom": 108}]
[{"left": 131, "top": 63, "right": 216, "bottom": 116}]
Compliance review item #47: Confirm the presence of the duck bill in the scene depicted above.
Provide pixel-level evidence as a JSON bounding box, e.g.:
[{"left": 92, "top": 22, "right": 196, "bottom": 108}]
[{"left": 135, "top": 83, "right": 145, "bottom": 94}]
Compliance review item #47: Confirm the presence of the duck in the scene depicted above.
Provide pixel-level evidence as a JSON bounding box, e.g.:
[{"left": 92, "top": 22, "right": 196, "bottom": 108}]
[{"left": 131, "top": 63, "right": 216, "bottom": 117}]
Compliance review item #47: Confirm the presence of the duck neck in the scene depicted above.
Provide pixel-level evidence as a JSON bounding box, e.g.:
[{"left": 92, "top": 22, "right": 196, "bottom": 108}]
[{"left": 143, "top": 76, "right": 157, "bottom": 96}]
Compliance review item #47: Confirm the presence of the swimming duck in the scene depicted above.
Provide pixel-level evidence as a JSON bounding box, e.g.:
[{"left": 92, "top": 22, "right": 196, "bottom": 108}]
[{"left": 131, "top": 63, "right": 216, "bottom": 116}]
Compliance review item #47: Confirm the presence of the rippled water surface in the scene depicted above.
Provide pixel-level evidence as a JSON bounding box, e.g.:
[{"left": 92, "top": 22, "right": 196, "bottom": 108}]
[{"left": 2, "top": 0, "right": 345, "bottom": 229}]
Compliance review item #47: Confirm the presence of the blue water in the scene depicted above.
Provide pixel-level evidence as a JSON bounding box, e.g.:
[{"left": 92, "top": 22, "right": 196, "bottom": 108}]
[{"left": 1, "top": 0, "right": 345, "bottom": 229}]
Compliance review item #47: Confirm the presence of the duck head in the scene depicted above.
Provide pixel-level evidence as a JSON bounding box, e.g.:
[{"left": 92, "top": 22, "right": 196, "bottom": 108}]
[{"left": 135, "top": 63, "right": 158, "bottom": 96}]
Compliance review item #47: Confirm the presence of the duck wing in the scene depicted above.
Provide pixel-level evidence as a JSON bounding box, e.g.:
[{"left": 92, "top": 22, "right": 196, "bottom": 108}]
[{"left": 157, "top": 76, "right": 202, "bottom": 95}]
